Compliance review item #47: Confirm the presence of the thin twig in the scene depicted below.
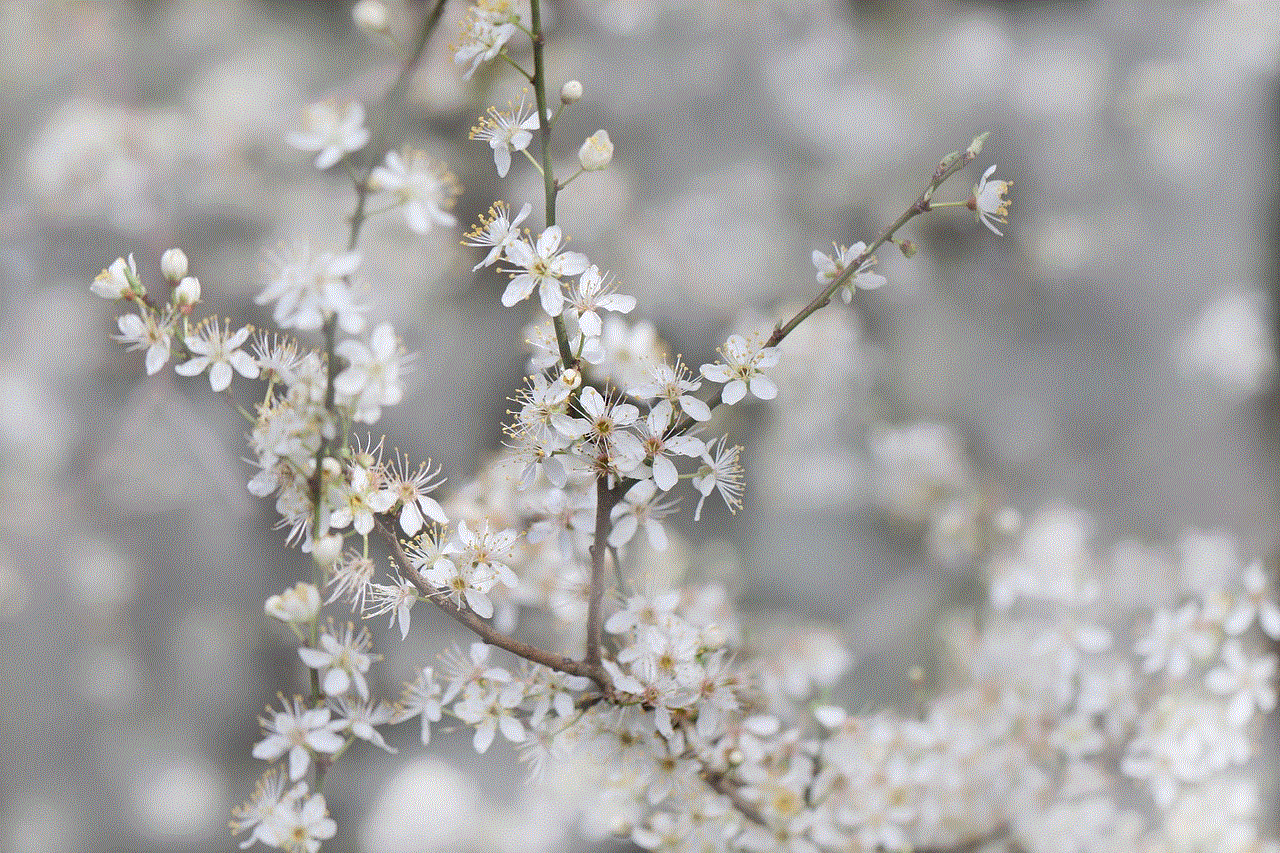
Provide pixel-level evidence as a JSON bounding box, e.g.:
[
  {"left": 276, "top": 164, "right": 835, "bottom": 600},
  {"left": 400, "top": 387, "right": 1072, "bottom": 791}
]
[
  {"left": 376, "top": 518, "right": 607, "bottom": 684},
  {"left": 666, "top": 141, "right": 981, "bottom": 440},
  {"left": 584, "top": 475, "right": 620, "bottom": 667}
]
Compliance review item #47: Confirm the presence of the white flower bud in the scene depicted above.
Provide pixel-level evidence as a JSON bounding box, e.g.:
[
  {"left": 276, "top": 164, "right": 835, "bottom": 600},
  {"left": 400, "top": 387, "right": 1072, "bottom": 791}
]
[
  {"left": 352, "top": 0, "right": 389, "bottom": 34},
  {"left": 560, "top": 80, "right": 583, "bottom": 104},
  {"left": 314, "top": 533, "right": 344, "bottom": 567},
  {"left": 813, "top": 704, "right": 847, "bottom": 729},
  {"left": 92, "top": 255, "right": 137, "bottom": 300},
  {"left": 174, "top": 276, "right": 200, "bottom": 307},
  {"left": 578, "top": 130, "right": 613, "bottom": 171},
  {"left": 160, "top": 248, "right": 188, "bottom": 281},
  {"left": 559, "top": 367, "right": 582, "bottom": 390},
  {"left": 264, "top": 582, "right": 320, "bottom": 623}
]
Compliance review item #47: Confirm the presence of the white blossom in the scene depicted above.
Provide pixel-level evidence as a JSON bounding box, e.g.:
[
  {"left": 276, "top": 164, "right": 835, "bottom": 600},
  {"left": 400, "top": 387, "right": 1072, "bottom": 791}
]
[
  {"left": 369, "top": 149, "right": 459, "bottom": 233},
  {"left": 252, "top": 696, "right": 345, "bottom": 782},
  {"left": 288, "top": 99, "right": 369, "bottom": 169},
  {"left": 465, "top": 200, "right": 532, "bottom": 270},
  {"left": 503, "top": 225, "right": 591, "bottom": 316},
  {"left": 470, "top": 93, "right": 540, "bottom": 178},
  {"left": 93, "top": 254, "right": 137, "bottom": 299},
  {"left": 700, "top": 334, "right": 780, "bottom": 405},
  {"left": 971, "top": 164, "right": 1012, "bottom": 236},
  {"left": 174, "top": 318, "right": 259, "bottom": 392},
  {"left": 334, "top": 322, "right": 406, "bottom": 424}
]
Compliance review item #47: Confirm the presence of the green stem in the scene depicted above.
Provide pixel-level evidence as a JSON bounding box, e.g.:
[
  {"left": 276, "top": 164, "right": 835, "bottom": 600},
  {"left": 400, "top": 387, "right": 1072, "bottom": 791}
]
[{"left": 527, "top": 0, "right": 575, "bottom": 369}]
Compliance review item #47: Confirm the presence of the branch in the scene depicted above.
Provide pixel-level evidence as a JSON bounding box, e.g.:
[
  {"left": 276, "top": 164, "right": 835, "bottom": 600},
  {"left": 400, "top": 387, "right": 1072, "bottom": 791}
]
[
  {"left": 526, "top": 0, "right": 576, "bottom": 369},
  {"left": 667, "top": 138, "right": 985, "bottom": 439},
  {"left": 375, "top": 518, "right": 607, "bottom": 684},
  {"left": 584, "top": 475, "right": 621, "bottom": 667},
  {"left": 701, "top": 769, "right": 767, "bottom": 828}
]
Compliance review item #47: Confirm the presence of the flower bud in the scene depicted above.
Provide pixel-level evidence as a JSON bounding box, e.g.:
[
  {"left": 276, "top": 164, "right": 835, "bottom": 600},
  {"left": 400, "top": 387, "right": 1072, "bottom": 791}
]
[
  {"left": 174, "top": 276, "right": 200, "bottom": 309},
  {"left": 560, "top": 80, "right": 583, "bottom": 104},
  {"left": 264, "top": 582, "right": 320, "bottom": 623},
  {"left": 578, "top": 130, "right": 613, "bottom": 171},
  {"left": 966, "top": 131, "right": 989, "bottom": 158},
  {"left": 559, "top": 367, "right": 582, "bottom": 389},
  {"left": 314, "top": 533, "right": 344, "bottom": 567},
  {"left": 160, "top": 248, "right": 188, "bottom": 281},
  {"left": 897, "top": 238, "right": 917, "bottom": 258},
  {"left": 92, "top": 255, "right": 138, "bottom": 300},
  {"left": 352, "top": 0, "right": 389, "bottom": 33},
  {"left": 813, "top": 704, "right": 847, "bottom": 729}
]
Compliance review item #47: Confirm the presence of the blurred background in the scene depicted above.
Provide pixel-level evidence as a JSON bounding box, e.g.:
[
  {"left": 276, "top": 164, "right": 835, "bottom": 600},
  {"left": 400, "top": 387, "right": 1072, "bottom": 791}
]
[{"left": 1, "top": 0, "right": 1278, "bottom": 850}]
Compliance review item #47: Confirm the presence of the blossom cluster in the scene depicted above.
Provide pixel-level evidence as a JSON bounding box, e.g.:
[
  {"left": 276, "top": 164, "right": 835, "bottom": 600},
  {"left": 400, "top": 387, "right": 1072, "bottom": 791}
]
[{"left": 91, "top": 2, "right": 1279, "bottom": 853}]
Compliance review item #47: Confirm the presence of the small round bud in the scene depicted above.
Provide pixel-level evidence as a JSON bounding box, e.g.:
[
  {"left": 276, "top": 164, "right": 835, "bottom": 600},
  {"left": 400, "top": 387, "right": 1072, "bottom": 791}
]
[
  {"left": 559, "top": 367, "right": 582, "bottom": 389},
  {"left": 314, "top": 533, "right": 344, "bottom": 567},
  {"left": 264, "top": 582, "right": 320, "bottom": 623},
  {"left": 560, "top": 80, "right": 583, "bottom": 104},
  {"left": 352, "top": 0, "right": 389, "bottom": 34},
  {"left": 578, "top": 129, "right": 613, "bottom": 171},
  {"left": 321, "top": 456, "right": 343, "bottom": 477},
  {"left": 897, "top": 238, "right": 917, "bottom": 258},
  {"left": 161, "top": 248, "right": 188, "bottom": 281},
  {"left": 813, "top": 704, "right": 847, "bottom": 729},
  {"left": 174, "top": 276, "right": 200, "bottom": 309}
]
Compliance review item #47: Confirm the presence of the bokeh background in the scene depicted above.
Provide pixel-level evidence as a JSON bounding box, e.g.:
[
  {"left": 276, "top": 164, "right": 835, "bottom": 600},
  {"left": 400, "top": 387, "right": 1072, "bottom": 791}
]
[{"left": 1, "top": 0, "right": 1278, "bottom": 851}]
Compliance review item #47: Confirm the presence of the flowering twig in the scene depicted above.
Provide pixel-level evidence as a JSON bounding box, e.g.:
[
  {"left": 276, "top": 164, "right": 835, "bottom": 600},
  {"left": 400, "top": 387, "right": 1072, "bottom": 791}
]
[
  {"left": 526, "top": 0, "right": 575, "bottom": 369},
  {"left": 669, "top": 135, "right": 988, "bottom": 438},
  {"left": 375, "top": 518, "right": 607, "bottom": 685}
]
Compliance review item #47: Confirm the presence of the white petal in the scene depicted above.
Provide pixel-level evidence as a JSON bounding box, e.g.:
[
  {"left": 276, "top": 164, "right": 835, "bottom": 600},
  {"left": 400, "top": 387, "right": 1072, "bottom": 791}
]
[
  {"left": 209, "top": 361, "right": 233, "bottom": 392},
  {"left": 539, "top": 279, "right": 564, "bottom": 316},
  {"left": 502, "top": 274, "right": 537, "bottom": 307},
  {"left": 498, "top": 715, "right": 525, "bottom": 743},
  {"left": 721, "top": 380, "right": 746, "bottom": 405},
  {"left": 644, "top": 520, "right": 668, "bottom": 552},
  {"left": 749, "top": 374, "right": 777, "bottom": 400},
  {"left": 653, "top": 455, "right": 678, "bottom": 491},
  {"left": 680, "top": 396, "right": 712, "bottom": 421},
  {"left": 493, "top": 145, "right": 512, "bottom": 178}
]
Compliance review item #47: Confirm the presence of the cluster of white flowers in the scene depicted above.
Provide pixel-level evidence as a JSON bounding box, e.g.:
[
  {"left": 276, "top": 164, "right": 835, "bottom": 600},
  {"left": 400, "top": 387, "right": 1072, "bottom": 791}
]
[{"left": 93, "top": 2, "right": 1280, "bottom": 853}]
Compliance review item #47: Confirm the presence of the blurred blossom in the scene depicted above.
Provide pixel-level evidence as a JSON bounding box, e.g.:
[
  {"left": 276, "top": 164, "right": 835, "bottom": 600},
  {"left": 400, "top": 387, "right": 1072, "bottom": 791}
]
[
  {"left": 0, "top": 366, "right": 71, "bottom": 508},
  {"left": 1178, "top": 530, "right": 1245, "bottom": 594},
  {"left": 2, "top": 795, "right": 85, "bottom": 853},
  {"left": 1191, "top": 0, "right": 1280, "bottom": 80},
  {"left": 1115, "top": 61, "right": 1203, "bottom": 179},
  {"left": 76, "top": 642, "right": 144, "bottom": 712},
  {"left": 184, "top": 58, "right": 299, "bottom": 162},
  {"left": 24, "top": 99, "right": 188, "bottom": 232},
  {"left": 1010, "top": 45, "right": 1110, "bottom": 123},
  {"left": 989, "top": 506, "right": 1097, "bottom": 608},
  {"left": 362, "top": 758, "right": 481, "bottom": 853},
  {"left": 1175, "top": 290, "right": 1274, "bottom": 395},
  {"left": 870, "top": 422, "right": 973, "bottom": 530},
  {"left": 65, "top": 536, "right": 136, "bottom": 615},
  {"left": 937, "top": 16, "right": 1014, "bottom": 101},
  {"left": 0, "top": 552, "right": 28, "bottom": 619},
  {"left": 124, "top": 754, "right": 225, "bottom": 843}
]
